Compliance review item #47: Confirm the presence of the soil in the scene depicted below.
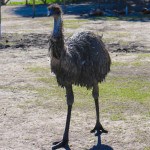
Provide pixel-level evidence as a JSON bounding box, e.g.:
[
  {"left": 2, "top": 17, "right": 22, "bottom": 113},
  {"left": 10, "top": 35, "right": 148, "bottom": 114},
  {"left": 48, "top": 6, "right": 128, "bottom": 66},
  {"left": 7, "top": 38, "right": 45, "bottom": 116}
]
[{"left": 0, "top": 5, "right": 150, "bottom": 150}]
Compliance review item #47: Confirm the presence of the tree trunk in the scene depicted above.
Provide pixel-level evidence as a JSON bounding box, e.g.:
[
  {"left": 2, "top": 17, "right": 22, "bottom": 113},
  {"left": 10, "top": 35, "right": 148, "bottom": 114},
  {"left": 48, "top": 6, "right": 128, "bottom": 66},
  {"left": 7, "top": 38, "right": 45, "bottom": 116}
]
[
  {"left": 0, "top": 0, "right": 2, "bottom": 38},
  {"left": 1, "top": 0, "right": 5, "bottom": 5}
]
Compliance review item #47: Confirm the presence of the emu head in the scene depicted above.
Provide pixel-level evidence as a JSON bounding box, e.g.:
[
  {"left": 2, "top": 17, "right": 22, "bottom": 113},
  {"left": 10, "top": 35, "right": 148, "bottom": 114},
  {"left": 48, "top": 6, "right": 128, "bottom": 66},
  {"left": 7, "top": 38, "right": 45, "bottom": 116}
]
[
  {"left": 48, "top": 4, "right": 63, "bottom": 38},
  {"left": 47, "top": 4, "right": 62, "bottom": 18}
]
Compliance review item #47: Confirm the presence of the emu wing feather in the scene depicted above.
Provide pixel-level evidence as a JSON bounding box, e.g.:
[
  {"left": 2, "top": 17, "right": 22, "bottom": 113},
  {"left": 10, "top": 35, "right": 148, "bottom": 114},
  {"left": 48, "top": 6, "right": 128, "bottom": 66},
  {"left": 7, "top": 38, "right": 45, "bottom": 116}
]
[{"left": 55, "top": 31, "right": 111, "bottom": 88}]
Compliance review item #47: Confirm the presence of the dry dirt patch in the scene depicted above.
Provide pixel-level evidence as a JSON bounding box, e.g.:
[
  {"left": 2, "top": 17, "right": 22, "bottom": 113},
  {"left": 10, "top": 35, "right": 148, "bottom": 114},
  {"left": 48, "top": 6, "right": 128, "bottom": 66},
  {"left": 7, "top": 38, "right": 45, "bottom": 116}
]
[{"left": 0, "top": 6, "right": 150, "bottom": 150}]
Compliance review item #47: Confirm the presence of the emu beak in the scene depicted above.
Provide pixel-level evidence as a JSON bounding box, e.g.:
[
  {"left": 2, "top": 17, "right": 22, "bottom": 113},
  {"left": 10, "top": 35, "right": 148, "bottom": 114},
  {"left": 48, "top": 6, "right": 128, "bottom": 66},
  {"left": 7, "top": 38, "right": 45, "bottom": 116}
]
[{"left": 47, "top": 9, "right": 52, "bottom": 17}]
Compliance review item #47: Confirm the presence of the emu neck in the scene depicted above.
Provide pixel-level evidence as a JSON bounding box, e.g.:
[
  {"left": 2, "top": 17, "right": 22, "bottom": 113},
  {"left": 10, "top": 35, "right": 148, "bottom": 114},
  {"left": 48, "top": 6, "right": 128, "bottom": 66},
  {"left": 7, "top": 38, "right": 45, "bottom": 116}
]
[
  {"left": 51, "top": 15, "right": 64, "bottom": 59},
  {"left": 53, "top": 16, "right": 63, "bottom": 38}
]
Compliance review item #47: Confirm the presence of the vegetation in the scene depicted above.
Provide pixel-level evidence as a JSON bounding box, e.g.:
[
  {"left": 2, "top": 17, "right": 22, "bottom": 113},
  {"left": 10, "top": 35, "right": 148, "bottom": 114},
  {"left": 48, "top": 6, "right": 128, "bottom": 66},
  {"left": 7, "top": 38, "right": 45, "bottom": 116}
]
[
  {"left": 144, "top": 147, "right": 150, "bottom": 150},
  {"left": 8, "top": 0, "right": 89, "bottom": 5},
  {"left": 1, "top": 50, "right": 149, "bottom": 121},
  {"left": 22, "top": 55, "right": 150, "bottom": 114}
]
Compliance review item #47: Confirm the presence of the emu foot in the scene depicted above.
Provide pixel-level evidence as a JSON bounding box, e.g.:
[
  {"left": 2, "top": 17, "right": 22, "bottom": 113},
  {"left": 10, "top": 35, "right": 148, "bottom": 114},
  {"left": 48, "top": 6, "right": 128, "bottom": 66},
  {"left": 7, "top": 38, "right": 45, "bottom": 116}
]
[
  {"left": 91, "top": 122, "right": 108, "bottom": 136},
  {"left": 52, "top": 139, "right": 68, "bottom": 150}
]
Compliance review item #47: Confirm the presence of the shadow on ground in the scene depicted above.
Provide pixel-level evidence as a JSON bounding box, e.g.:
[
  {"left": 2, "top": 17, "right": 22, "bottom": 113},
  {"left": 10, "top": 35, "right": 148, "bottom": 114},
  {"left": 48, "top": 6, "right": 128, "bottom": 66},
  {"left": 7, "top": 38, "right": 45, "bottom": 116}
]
[
  {"left": 51, "top": 133, "right": 113, "bottom": 150},
  {"left": 10, "top": 4, "right": 150, "bottom": 22},
  {"left": 89, "top": 132, "right": 113, "bottom": 150},
  {"left": 10, "top": 4, "right": 48, "bottom": 17},
  {"left": 62, "top": 133, "right": 113, "bottom": 150},
  {"left": 1, "top": 33, "right": 149, "bottom": 53}
]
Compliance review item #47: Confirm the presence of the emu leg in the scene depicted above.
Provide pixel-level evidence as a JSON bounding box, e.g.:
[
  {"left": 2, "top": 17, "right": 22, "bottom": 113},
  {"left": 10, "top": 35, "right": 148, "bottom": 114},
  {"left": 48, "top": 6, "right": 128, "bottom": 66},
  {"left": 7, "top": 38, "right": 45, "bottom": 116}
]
[
  {"left": 52, "top": 85, "right": 74, "bottom": 150},
  {"left": 91, "top": 84, "right": 108, "bottom": 136}
]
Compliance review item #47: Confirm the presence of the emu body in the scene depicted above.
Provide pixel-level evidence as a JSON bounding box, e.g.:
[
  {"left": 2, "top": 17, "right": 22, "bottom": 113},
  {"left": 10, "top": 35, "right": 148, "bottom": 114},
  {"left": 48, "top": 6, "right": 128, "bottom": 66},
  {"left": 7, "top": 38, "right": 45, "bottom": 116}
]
[
  {"left": 50, "top": 31, "right": 110, "bottom": 88},
  {"left": 48, "top": 4, "right": 111, "bottom": 149}
]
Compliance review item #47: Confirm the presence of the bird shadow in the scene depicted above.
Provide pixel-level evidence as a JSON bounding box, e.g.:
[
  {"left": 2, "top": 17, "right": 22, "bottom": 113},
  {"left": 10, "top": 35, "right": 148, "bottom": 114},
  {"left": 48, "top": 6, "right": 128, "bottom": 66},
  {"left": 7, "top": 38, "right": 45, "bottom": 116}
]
[
  {"left": 52, "top": 132, "right": 113, "bottom": 150},
  {"left": 89, "top": 132, "right": 113, "bottom": 150}
]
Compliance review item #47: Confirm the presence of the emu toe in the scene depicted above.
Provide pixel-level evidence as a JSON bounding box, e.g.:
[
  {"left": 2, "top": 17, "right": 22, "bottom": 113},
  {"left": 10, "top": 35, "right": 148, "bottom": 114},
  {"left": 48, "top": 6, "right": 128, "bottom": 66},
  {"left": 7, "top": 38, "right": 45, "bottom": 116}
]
[
  {"left": 91, "top": 122, "right": 108, "bottom": 136},
  {"left": 52, "top": 140, "right": 68, "bottom": 150}
]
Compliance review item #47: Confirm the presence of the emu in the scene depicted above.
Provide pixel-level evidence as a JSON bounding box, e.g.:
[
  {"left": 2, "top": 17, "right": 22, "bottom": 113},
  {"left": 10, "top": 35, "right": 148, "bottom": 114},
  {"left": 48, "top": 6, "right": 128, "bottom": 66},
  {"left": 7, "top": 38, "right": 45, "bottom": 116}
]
[{"left": 47, "top": 4, "right": 111, "bottom": 149}]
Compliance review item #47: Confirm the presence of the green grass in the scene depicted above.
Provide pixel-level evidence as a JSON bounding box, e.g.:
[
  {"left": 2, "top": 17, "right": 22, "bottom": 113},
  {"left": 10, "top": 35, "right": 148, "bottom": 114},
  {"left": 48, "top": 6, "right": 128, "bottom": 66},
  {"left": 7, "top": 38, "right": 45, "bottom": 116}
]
[
  {"left": 8, "top": 0, "right": 86, "bottom": 5},
  {"left": 28, "top": 66, "right": 150, "bottom": 105},
  {"left": 21, "top": 64, "right": 150, "bottom": 109},
  {"left": 1, "top": 61, "right": 149, "bottom": 120},
  {"left": 137, "top": 53, "right": 150, "bottom": 59},
  {"left": 112, "top": 61, "right": 127, "bottom": 67},
  {"left": 2, "top": 51, "right": 149, "bottom": 116},
  {"left": 144, "top": 147, "right": 150, "bottom": 150},
  {"left": 8, "top": 1, "right": 27, "bottom": 5},
  {"left": 64, "top": 19, "right": 88, "bottom": 29},
  {"left": 64, "top": 19, "right": 87, "bottom": 24},
  {"left": 105, "top": 31, "right": 130, "bottom": 37},
  {"left": 103, "top": 37, "right": 116, "bottom": 44},
  {"left": 2, "top": 63, "right": 150, "bottom": 107},
  {"left": 99, "top": 76, "right": 150, "bottom": 103},
  {"left": 33, "top": 74, "right": 150, "bottom": 117},
  {"left": 131, "top": 61, "right": 142, "bottom": 67},
  {"left": 8, "top": 0, "right": 61, "bottom": 5},
  {"left": 64, "top": 23, "right": 82, "bottom": 29},
  {"left": 92, "top": 16, "right": 119, "bottom": 21},
  {"left": 110, "top": 113, "right": 126, "bottom": 121},
  {"left": 26, "top": 66, "right": 50, "bottom": 74},
  {"left": 47, "top": 19, "right": 88, "bottom": 29},
  {"left": 39, "top": 19, "right": 88, "bottom": 29}
]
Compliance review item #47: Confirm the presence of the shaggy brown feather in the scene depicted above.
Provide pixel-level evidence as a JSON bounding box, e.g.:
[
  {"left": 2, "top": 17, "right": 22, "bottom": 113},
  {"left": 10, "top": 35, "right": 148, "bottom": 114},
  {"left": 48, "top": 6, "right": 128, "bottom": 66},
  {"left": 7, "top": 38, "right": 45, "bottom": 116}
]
[{"left": 49, "top": 29, "right": 111, "bottom": 88}]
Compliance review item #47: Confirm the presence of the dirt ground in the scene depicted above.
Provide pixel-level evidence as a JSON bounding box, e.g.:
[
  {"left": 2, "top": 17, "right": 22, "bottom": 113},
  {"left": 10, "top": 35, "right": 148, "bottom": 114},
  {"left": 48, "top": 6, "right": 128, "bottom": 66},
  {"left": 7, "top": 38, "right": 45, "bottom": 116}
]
[{"left": 0, "top": 5, "right": 150, "bottom": 150}]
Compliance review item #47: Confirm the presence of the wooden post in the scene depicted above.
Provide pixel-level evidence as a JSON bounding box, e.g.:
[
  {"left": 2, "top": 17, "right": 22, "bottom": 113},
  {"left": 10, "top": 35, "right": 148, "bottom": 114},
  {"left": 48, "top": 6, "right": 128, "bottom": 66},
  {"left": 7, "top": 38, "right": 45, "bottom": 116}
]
[
  {"left": 63, "top": 0, "right": 66, "bottom": 14},
  {"left": 32, "top": 0, "right": 35, "bottom": 18},
  {"left": 26, "top": 0, "right": 28, "bottom": 5},
  {"left": 125, "top": 0, "right": 126, "bottom": 14},
  {"left": 1, "top": 0, "right": 4, "bottom": 5},
  {"left": 98, "top": 0, "right": 100, "bottom": 9},
  {"left": 0, "top": 0, "right": 2, "bottom": 38}
]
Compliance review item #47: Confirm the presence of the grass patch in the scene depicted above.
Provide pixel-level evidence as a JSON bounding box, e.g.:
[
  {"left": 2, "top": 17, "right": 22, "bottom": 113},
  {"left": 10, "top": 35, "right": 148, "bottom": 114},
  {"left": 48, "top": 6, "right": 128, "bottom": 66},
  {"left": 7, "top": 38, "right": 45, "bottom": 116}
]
[
  {"left": 92, "top": 16, "right": 119, "bottom": 21},
  {"left": 26, "top": 65, "right": 150, "bottom": 104},
  {"left": 8, "top": 0, "right": 60, "bottom": 5},
  {"left": 113, "top": 61, "right": 143, "bottom": 67},
  {"left": 137, "top": 53, "right": 150, "bottom": 59},
  {"left": 64, "top": 19, "right": 87, "bottom": 24},
  {"left": 17, "top": 62, "right": 150, "bottom": 114},
  {"left": 41, "top": 18, "right": 88, "bottom": 29},
  {"left": 35, "top": 87, "right": 55, "bottom": 98},
  {"left": 99, "top": 76, "right": 150, "bottom": 103},
  {"left": 8, "top": 1, "right": 27, "bottom": 5},
  {"left": 131, "top": 61, "right": 142, "bottom": 67},
  {"left": 110, "top": 113, "right": 125, "bottom": 121},
  {"left": 106, "top": 31, "right": 130, "bottom": 37},
  {"left": 103, "top": 37, "right": 116, "bottom": 43},
  {"left": 64, "top": 23, "right": 81, "bottom": 29},
  {"left": 39, "top": 76, "right": 150, "bottom": 111},
  {"left": 38, "top": 77, "right": 56, "bottom": 84},
  {"left": 103, "top": 38, "right": 130, "bottom": 45},
  {"left": 64, "top": 19, "right": 88, "bottom": 29},
  {"left": 118, "top": 40, "right": 130, "bottom": 46},
  {"left": 112, "top": 61, "right": 127, "bottom": 67},
  {"left": 26, "top": 66, "right": 50, "bottom": 74}
]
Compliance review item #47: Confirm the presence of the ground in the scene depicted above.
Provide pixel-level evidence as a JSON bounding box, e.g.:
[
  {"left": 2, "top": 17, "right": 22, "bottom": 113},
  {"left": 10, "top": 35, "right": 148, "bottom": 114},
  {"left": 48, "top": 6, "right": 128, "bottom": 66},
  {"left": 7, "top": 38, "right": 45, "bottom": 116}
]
[{"left": 0, "top": 5, "right": 150, "bottom": 150}]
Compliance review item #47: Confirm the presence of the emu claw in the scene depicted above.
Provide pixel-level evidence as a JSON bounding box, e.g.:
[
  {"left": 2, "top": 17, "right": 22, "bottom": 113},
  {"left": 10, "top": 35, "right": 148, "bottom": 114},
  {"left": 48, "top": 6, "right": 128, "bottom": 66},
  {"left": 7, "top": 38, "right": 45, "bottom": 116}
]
[
  {"left": 52, "top": 140, "right": 68, "bottom": 150},
  {"left": 52, "top": 141, "right": 61, "bottom": 145},
  {"left": 91, "top": 122, "right": 108, "bottom": 136}
]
